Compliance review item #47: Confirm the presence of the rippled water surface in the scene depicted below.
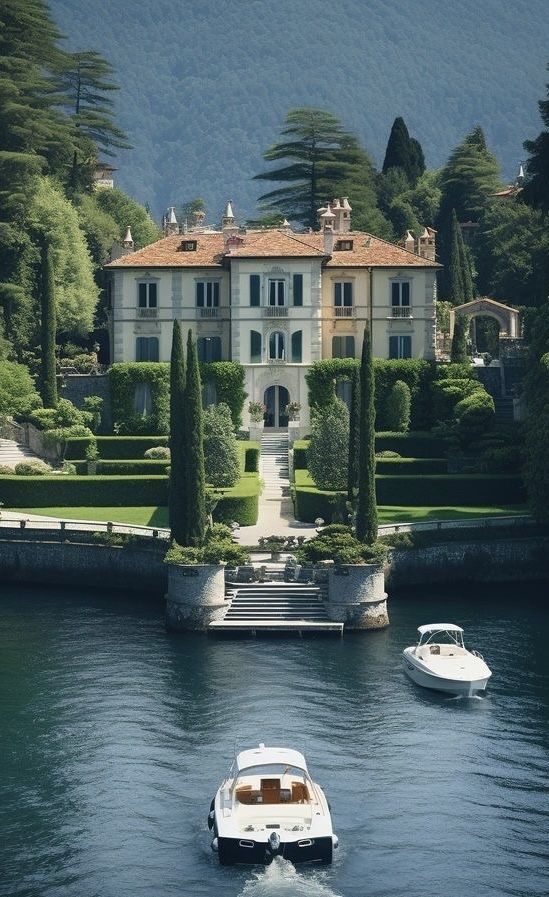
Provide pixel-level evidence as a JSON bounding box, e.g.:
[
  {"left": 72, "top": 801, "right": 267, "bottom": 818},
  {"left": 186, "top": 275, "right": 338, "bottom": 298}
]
[{"left": 1, "top": 583, "right": 548, "bottom": 897}]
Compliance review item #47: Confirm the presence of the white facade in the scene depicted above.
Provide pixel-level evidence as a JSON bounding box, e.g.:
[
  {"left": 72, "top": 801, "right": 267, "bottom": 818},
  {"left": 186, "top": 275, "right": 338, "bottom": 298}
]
[{"left": 106, "top": 207, "right": 439, "bottom": 430}]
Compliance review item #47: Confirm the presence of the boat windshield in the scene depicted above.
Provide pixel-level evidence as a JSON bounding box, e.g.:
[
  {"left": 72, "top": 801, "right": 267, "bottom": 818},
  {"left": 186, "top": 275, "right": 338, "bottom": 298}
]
[
  {"left": 418, "top": 629, "right": 465, "bottom": 648},
  {"left": 236, "top": 763, "right": 307, "bottom": 781}
]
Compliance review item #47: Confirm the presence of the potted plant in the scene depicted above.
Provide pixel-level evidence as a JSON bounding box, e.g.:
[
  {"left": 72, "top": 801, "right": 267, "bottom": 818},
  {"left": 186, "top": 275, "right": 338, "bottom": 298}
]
[
  {"left": 285, "top": 401, "right": 302, "bottom": 443},
  {"left": 248, "top": 400, "right": 266, "bottom": 442}
]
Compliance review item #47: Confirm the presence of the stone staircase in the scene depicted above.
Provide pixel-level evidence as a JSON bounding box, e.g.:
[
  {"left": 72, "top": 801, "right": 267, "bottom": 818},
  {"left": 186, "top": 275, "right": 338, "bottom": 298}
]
[
  {"left": 209, "top": 582, "right": 343, "bottom": 635},
  {"left": 0, "top": 438, "right": 40, "bottom": 469},
  {"left": 260, "top": 431, "right": 290, "bottom": 499},
  {"left": 494, "top": 396, "right": 514, "bottom": 424}
]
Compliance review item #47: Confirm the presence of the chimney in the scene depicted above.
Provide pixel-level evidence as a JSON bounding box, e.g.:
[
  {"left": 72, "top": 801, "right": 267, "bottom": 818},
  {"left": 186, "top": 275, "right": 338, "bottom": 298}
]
[
  {"left": 340, "top": 197, "right": 352, "bottom": 233},
  {"left": 404, "top": 230, "right": 415, "bottom": 254},
  {"left": 417, "top": 226, "right": 436, "bottom": 261},
  {"left": 316, "top": 205, "right": 327, "bottom": 230},
  {"left": 122, "top": 226, "right": 134, "bottom": 251},
  {"left": 516, "top": 163, "right": 525, "bottom": 186},
  {"left": 281, "top": 218, "right": 292, "bottom": 234},
  {"left": 165, "top": 207, "right": 179, "bottom": 236},
  {"left": 323, "top": 223, "right": 334, "bottom": 254},
  {"left": 332, "top": 198, "right": 343, "bottom": 233}
]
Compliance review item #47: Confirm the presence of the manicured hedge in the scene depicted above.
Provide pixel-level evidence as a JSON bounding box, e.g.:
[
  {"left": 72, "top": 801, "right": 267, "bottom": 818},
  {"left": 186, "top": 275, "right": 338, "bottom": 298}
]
[
  {"left": 374, "top": 432, "right": 448, "bottom": 458},
  {"left": 293, "top": 469, "right": 526, "bottom": 522},
  {"left": 213, "top": 492, "right": 258, "bottom": 526},
  {"left": 72, "top": 460, "right": 170, "bottom": 476},
  {"left": 0, "top": 475, "right": 168, "bottom": 507},
  {"left": 65, "top": 436, "right": 169, "bottom": 460},
  {"left": 375, "top": 458, "right": 448, "bottom": 475},
  {"left": 244, "top": 445, "right": 260, "bottom": 473}
]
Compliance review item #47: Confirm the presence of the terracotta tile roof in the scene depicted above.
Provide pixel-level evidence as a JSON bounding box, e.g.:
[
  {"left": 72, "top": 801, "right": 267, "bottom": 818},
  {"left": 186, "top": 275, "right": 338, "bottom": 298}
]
[
  {"left": 105, "top": 228, "right": 439, "bottom": 269},
  {"left": 105, "top": 232, "right": 226, "bottom": 268}
]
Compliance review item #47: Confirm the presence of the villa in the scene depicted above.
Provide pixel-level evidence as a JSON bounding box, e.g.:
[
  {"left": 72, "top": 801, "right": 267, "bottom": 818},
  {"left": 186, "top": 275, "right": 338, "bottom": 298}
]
[{"left": 105, "top": 200, "right": 439, "bottom": 429}]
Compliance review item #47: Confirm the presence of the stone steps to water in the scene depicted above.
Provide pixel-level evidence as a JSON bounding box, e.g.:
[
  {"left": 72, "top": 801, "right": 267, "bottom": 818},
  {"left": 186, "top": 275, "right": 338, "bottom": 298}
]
[{"left": 210, "top": 581, "right": 343, "bottom": 635}]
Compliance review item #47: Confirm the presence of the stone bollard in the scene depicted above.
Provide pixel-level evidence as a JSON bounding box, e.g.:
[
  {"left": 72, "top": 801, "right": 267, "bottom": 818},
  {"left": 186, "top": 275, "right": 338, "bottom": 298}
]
[
  {"left": 165, "top": 563, "right": 226, "bottom": 631},
  {"left": 327, "top": 564, "right": 389, "bottom": 630}
]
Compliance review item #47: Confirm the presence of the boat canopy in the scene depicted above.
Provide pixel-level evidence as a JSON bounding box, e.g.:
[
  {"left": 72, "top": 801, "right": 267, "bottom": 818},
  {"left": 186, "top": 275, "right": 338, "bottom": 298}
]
[
  {"left": 236, "top": 745, "right": 307, "bottom": 774},
  {"left": 417, "top": 623, "right": 464, "bottom": 635}
]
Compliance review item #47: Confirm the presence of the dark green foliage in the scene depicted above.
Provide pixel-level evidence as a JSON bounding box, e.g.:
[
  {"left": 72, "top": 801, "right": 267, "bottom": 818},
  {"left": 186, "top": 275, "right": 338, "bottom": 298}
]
[
  {"left": 169, "top": 321, "right": 186, "bottom": 545},
  {"left": 108, "top": 363, "right": 170, "bottom": 434},
  {"left": 375, "top": 458, "right": 448, "bottom": 475},
  {"left": 347, "top": 367, "right": 360, "bottom": 500},
  {"left": 523, "top": 64, "right": 549, "bottom": 214},
  {"left": 94, "top": 188, "right": 160, "bottom": 249},
  {"left": 374, "top": 433, "right": 449, "bottom": 457},
  {"left": 211, "top": 489, "right": 259, "bottom": 527},
  {"left": 244, "top": 445, "right": 259, "bottom": 472},
  {"left": 382, "top": 117, "right": 425, "bottom": 185},
  {"left": 521, "top": 305, "right": 549, "bottom": 521},
  {"left": 308, "top": 399, "right": 349, "bottom": 491},
  {"left": 39, "top": 241, "right": 57, "bottom": 407},
  {"left": 296, "top": 528, "right": 387, "bottom": 566},
  {"left": 72, "top": 459, "right": 170, "bottom": 475},
  {"left": 184, "top": 329, "right": 206, "bottom": 546},
  {"left": 202, "top": 362, "right": 246, "bottom": 429},
  {"left": 451, "top": 315, "right": 470, "bottom": 362},
  {"left": 385, "top": 380, "right": 411, "bottom": 432},
  {"left": 356, "top": 330, "right": 377, "bottom": 543},
  {"left": 0, "top": 360, "right": 41, "bottom": 416},
  {"left": 203, "top": 404, "right": 240, "bottom": 487},
  {"left": 0, "top": 474, "right": 169, "bottom": 506},
  {"left": 438, "top": 127, "right": 500, "bottom": 224}
]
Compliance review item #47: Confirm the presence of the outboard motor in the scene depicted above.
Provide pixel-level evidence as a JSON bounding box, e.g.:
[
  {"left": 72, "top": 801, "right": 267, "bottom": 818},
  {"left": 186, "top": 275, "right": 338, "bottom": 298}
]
[{"left": 267, "top": 831, "right": 281, "bottom": 855}]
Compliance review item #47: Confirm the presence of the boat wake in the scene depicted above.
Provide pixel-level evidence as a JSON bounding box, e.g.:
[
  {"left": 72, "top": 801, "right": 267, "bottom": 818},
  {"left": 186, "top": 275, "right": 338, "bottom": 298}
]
[{"left": 239, "top": 857, "right": 342, "bottom": 897}]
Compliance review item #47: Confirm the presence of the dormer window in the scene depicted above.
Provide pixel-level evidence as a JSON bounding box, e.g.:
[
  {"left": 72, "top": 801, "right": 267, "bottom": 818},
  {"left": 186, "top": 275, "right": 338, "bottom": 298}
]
[
  {"left": 335, "top": 239, "right": 353, "bottom": 251},
  {"left": 179, "top": 240, "right": 197, "bottom": 252}
]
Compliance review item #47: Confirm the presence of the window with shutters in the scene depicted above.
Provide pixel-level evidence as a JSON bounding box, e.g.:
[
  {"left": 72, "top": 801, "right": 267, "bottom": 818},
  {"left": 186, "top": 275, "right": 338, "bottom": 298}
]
[
  {"left": 138, "top": 282, "right": 157, "bottom": 308},
  {"left": 135, "top": 337, "right": 159, "bottom": 362},
  {"left": 389, "top": 335, "right": 412, "bottom": 359},
  {"left": 269, "top": 331, "right": 285, "bottom": 360},
  {"left": 268, "top": 279, "right": 285, "bottom": 306},
  {"left": 293, "top": 274, "right": 303, "bottom": 306},
  {"left": 332, "top": 335, "right": 355, "bottom": 358},
  {"left": 250, "top": 330, "right": 262, "bottom": 363},
  {"left": 334, "top": 282, "right": 353, "bottom": 306},
  {"left": 291, "top": 330, "right": 302, "bottom": 362},
  {"left": 250, "top": 274, "right": 260, "bottom": 307},
  {"left": 196, "top": 281, "right": 220, "bottom": 307},
  {"left": 197, "top": 336, "right": 222, "bottom": 362}
]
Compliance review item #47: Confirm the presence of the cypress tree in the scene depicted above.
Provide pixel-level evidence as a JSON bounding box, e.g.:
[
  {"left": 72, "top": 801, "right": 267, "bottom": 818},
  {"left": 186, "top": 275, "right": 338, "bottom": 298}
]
[
  {"left": 40, "top": 240, "right": 57, "bottom": 408},
  {"left": 451, "top": 315, "right": 469, "bottom": 363},
  {"left": 382, "top": 117, "right": 412, "bottom": 176},
  {"left": 169, "top": 320, "right": 187, "bottom": 544},
  {"left": 355, "top": 329, "right": 378, "bottom": 545},
  {"left": 523, "top": 64, "right": 549, "bottom": 215},
  {"left": 185, "top": 329, "right": 206, "bottom": 546},
  {"left": 347, "top": 366, "right": 360, "bottom": 502},
  {"left": 448, "top": 209, "right": 465, "bottom": 303}
]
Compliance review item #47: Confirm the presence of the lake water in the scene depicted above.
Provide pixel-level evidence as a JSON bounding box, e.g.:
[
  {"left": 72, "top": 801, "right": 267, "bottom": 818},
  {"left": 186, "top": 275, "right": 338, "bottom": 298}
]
[{"left": 1, "top": 582, "right": 548, "bottom": 897}]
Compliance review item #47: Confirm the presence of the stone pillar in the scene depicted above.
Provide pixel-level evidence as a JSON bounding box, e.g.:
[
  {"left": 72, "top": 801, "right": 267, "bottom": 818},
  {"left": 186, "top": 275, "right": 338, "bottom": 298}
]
[
  {"left": 165, "top": 564, "right": 226, "bottom": 631},
  {"left": 327, "top": 564, "right": 389, "bottom": 630}
]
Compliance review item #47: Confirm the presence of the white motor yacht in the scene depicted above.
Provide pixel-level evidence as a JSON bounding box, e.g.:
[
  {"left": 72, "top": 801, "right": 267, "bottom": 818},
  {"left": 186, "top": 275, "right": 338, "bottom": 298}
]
[
  {"left": 403, "top": 623, "right": 492, "bottom": 697},
  {"left": 208, "top": 743, "right": 338, "bottom": 865}
]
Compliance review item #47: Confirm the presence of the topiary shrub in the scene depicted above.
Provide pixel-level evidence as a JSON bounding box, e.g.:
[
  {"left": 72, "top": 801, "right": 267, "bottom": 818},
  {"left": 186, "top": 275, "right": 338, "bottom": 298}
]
[
  {"left": 454, "top": 391, "right": 495, "bottom": 445},
  {"left": 15, "top": 460, "right": 52, "bottom": 476},
  {"left": 144, "top": 446, "right": 171, "bottom": 459},
  {"left": 385, "top": 380, "right": 411, "bottom": 432},
  {"left": 203, "top": 403, "right": 240, "bottom": 487},
  {"left": 296, "top": 529, "right": 387, "bottom": 566},
  {"left": 0, "top": 464, "right": 14, "bottom": 475},
  {"left": 308, "top": 400, "right": 349, "bottom": 491}
]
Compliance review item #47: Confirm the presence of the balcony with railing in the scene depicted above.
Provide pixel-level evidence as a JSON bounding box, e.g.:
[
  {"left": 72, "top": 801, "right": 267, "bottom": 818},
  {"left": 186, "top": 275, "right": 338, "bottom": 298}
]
[
  {"left": 198, "top": 306, "right": 219, "bottom": 319},
  {"left": 263, "top": 306, "right": 288, "bottom": 317},
  {"left": 137, "top": 307, "right": 158, "bottom": 319},
  {"left": 333, "top": 306, "right": 355, "bottom": 318},
  {"left": 390, "top": 306, "right": 412, "bottom": 318}
]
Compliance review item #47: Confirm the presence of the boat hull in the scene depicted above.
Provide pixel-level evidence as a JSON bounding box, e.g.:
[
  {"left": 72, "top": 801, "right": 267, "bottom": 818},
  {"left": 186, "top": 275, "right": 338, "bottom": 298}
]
[
  {"left": 215, "top": 834, "right": 333, "bottom": 866},
  {"left": 402, "top": 652, "right": 490, "bottom": 696}
]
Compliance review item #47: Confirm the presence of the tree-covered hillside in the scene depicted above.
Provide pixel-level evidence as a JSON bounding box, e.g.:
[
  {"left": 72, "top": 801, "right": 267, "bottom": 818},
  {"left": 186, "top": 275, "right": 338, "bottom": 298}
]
[{"left": 49, "top": 0, "right": 549, "bottom": 221}]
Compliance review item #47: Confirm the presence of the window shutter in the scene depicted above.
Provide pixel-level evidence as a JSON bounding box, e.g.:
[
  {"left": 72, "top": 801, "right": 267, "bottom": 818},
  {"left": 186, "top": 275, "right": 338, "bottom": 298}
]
[
  {"left": 334, "top": 282, "right": 342, "bottom": 305},
  {"left": 213, "top": 282, "right": 220, "bottom": 306},
  {"left": 401, "top": 282, "right": 410, "bottom": 305},
  {"left": 345, "top": 336, "right": 355, "bottom": 357},
  {"left": 402, "top": 336, "right": 412, "bottom": 358},
  {"left": 343, "top": 282, "right": 353, "bottom": 305},
  {"left": 250, "top": 330, "right": 262, "bottom": 362},
  {"left": 293, "top": 274, "right": 303, "bottom": 306},
  {"left": 389, "top": 336, "right": 398, "bottom": 359},
  {"left": 212, "top": 337, "right": 222, "bottom": 361},
  {"left": 291, "top": 330, "right": 302, "bottom": 362},
  {"left": 332, "top": 336, "right": 342, "bottom": 358},
  {"left": 149, "top": 283, "right": 157, "bottom": 307},
  {"left": 196, "top": 282, "right": 204, "bottom": 307},
  {"left": 391, "top": 282, "right": 400, "bottom": 306},
  {"left": 136, "top": 337, "right": 145, "bottom": 361},
  {"left": 149, "top": 338, "right": 159, "bottom": 361},
  {"left": 250, "top": 275, "right": 260, "bottom": 306},
  {"left": 138, "top": 284, "right": 147, "bottom": 307}
]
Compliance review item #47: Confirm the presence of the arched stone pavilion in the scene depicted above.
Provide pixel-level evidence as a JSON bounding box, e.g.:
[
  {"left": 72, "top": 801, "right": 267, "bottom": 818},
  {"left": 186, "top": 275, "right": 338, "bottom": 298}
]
[{"left": 449, "top": 298, "right": 520, "bottom": 341}]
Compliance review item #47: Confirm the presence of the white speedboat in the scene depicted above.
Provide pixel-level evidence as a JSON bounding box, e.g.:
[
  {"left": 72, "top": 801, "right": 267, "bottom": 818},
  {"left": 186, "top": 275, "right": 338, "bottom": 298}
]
[
  {"left": 403, "top": 623, "right": 492, "bottom": 697},
  {"left": 208, "top": 743, "right": 338, "bottom": 865}
]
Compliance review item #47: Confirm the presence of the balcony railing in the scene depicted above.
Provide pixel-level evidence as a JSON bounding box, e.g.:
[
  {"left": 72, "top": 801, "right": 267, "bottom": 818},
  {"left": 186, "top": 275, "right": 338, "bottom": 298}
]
[
  {"left": 391, "top": 306, "right": 412, "bottom": 318},
  {"left": 198, "top": 307, "right": 219, "bottom": 318},
  {"left": 334, "top": 306, "right": 355, "bottom": 317},
  {"left": 263, "top": 306, "right": 288, "bottom": 317},
  {"left": 137, "top": 307, "right": 158, "bottom": 318}
]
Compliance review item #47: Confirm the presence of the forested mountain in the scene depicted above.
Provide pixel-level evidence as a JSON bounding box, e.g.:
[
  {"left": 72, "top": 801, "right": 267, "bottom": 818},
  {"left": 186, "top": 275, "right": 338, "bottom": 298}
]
[{"left": 49, "top": 0, "right": 549, "bottom": 221}]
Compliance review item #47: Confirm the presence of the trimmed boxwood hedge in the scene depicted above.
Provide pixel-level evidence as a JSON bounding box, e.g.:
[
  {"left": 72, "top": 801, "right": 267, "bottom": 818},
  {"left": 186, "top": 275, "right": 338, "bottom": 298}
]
[
  {"left": 0, "top": 475, "right": 168, "bottom": 507},
  {"left": 375, "top": 458, "right": 448, "bottom": 475},
  {"left": 213, "top": 492, "right": 258, "bottom": 526},
  {"left": 293, "top": 432, "right": 448, "bottom": 470},
  {"left": 65, "top": 436, "right": 169, "bottom": 460},
  {"left": 244, "top": 445, "right": 259, "bottom": 473},
  {"left": 72, "top": 460, "right": 170, "bottom": 476}
]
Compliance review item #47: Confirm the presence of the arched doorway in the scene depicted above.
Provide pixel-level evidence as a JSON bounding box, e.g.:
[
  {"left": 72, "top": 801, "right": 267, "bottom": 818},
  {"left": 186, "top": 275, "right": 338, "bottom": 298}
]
[{"left": 264, "top": 385, "right": 289, "bottom": 428}]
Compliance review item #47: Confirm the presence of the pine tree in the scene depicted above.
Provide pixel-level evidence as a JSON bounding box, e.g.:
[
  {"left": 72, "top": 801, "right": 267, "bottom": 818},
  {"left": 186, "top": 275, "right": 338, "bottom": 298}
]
[
  {"left": 185, "top": 329, "right": 206, "bottom": 547},
  {"left": 355, "top": 329, "right": 377, "bottom": 544},
  {"left": 39, "top": 240, "right": 57, "bottom": 408},
  {"left": 347, "top": 367, "right": 360, "bottom": 501},
  {"left": 254, "top": 108, "right": 383, "bottom": 230},
  {"left": 523, "top": 64, "right": 549, "bottom": 215},
  {"left": 169, "top": 321, "right": 186, "bottom": 544},
  {"left": 438, "top": 126, "right": 500, "bottom": 224}
]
